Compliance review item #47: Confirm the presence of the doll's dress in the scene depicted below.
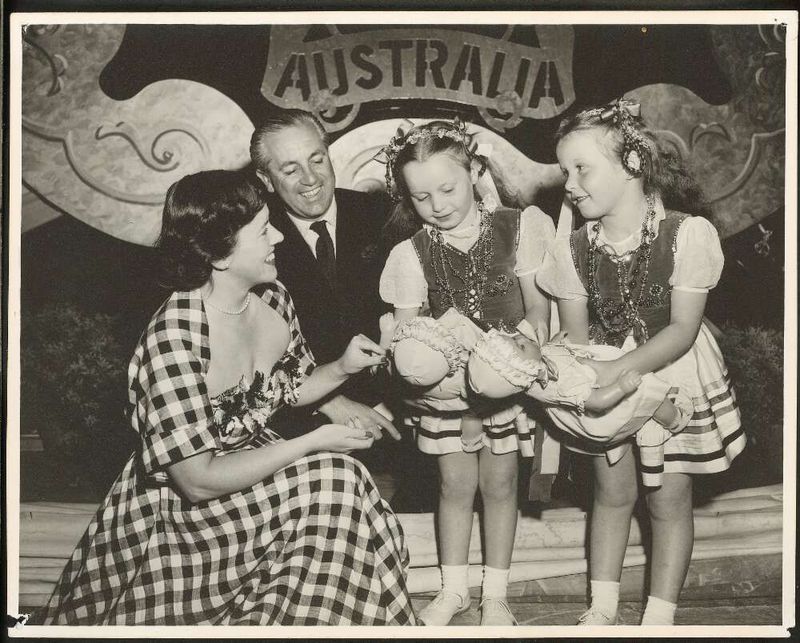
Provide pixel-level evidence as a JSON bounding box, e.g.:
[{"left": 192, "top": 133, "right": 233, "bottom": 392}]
[{"left": 532, "top": 342, "right": 694, "bottom": 487}]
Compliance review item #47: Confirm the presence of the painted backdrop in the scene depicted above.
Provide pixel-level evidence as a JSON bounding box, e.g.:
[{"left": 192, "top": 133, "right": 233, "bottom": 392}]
[{"left": 21, "top": 23, "right": 786, "bottom": 245}]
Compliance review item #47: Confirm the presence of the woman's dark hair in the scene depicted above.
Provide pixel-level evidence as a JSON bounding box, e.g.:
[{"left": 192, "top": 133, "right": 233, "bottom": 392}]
[
  {"left": 156, "top": 169, "right": 268, "bottom": 291},
  {"left": 555, "top": 107, "right": 711, "bottom": 217},
  {"left": 382, "top": 120, "right": 485, "bottom": 247}
]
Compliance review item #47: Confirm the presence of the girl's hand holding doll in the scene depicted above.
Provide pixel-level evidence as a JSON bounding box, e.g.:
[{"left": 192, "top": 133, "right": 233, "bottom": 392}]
[{"left": 576, "top": 355, "right": 627, "bottom": 389}]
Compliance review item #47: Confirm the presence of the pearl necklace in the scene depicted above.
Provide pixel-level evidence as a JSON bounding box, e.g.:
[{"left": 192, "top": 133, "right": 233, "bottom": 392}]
[{"left": 204, "top": 291, "right": 252, "bottom": 315}]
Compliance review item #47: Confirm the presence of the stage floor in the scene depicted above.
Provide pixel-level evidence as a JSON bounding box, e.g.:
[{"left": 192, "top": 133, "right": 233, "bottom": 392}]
[{"left": 417, "top": 596, "right": 783, "bottom": 626}]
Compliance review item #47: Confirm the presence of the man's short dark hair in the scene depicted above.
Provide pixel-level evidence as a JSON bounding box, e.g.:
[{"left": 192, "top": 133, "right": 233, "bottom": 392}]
[{"left": 250, "top": 109, "right": 329, "bottom": 172}]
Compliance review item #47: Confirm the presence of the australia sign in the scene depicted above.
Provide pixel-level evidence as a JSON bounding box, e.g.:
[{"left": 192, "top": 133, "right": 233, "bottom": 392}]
[{"left": 261, "top": 25, "right": 575, "bottom": 132}]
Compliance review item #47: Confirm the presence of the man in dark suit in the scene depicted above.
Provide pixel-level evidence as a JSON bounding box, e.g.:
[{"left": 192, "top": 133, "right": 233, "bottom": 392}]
[{"left": 250, "top": 109, "right": 399, "bottom": 440}]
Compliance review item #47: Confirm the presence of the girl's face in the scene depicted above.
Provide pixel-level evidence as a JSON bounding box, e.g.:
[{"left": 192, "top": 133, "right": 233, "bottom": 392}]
[
  {"left": 556, "top": 129, "right": 632, "bottom": 220},
  {"left": 401, "top": 153, "right": 478, "bottom": 231},
  {"left": 223, "top": 205, "right": 284, "bottom": 286}
]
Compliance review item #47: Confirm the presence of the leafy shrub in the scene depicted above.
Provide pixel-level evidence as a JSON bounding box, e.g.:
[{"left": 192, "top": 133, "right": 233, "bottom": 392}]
[
  {"left": 714, "top": 324, "right": 784, "bottom": 489},
  {"left": 21, "top": 304, "right": 132, "bottom": 490}
]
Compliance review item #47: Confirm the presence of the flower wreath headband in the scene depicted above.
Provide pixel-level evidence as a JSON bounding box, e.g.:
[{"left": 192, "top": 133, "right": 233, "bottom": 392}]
[
  {"left": 582, "top": 99, "right": 653, "bottom": 178},
  {"left": 374, "top": 117, "right": 488, "bottom": 203}
]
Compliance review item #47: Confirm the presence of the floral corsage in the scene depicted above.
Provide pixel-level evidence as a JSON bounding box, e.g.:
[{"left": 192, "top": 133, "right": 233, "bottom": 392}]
[
  {"left": 212, "top": 371, "right": 272, "bottom": 439},
  {"left": 271, "top": 353, "right": 304, "bottom": 406}
]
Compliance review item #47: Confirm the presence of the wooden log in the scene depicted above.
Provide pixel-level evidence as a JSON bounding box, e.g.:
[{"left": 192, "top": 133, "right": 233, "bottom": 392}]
[
  {"left": 20, "top": 529, "right": 781, "bottom": 594},
  {"left": 406, "top": 542, "right": 783, "bottom": 594},
  {"left": 20, "top": 502, "right": 98, "bottom": 515},
  {"left": 16, "top": 496, "right": 782, "bottom": 561},
  {"left": 399, "top": 507, "right": 781, "bottom": 565},
  {"left": 19, "top": 566, "right": 66, "bottom": 582},
  {"left": 405, "top": 527, "right": 782, "bottom": 568},
  {"left": 18, "top": 593, "right": 52, "bottom": 609},
  {"left": 700, "top": 484, "right": 783, "bottom": 502},
  {"left": 17, "top": 557, "right": 67, "bottom": 568},
  {"left": 16, "top": 484, "right": 780, "bottom": 517}
]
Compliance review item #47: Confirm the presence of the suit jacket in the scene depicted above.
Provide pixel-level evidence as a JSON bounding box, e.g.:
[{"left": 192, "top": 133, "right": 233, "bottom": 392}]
[{"left": 269, "top": 187, "right": 392, "bottom": 368}]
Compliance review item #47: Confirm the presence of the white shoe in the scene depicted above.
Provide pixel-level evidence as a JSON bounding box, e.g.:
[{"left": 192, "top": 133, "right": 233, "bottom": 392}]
[
  {"left": 576, "top": 605, "right": 618, "bottom": 625},
  {"left": 480, "top": 598, "right": 517, "bottom": 625},
  {"left": 418, "top": 590, "right": 471, "bottom": 625}
]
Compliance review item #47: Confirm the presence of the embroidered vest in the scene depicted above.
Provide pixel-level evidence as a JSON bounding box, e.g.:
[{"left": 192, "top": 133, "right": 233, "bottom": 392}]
[
  {"left": 571, "top": 211, "right": 688, "bottom": 348},
  {"left": 412, "top": 207, "right": 525, "bottom": 332}
]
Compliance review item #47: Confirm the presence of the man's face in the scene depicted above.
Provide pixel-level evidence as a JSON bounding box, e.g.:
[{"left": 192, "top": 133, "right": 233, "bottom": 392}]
[{"left": 255, "top": 123, "right": 336, "bottom": 220}]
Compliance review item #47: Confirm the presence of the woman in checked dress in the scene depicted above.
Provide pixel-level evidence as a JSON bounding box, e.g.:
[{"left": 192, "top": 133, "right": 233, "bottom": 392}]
[{"left": 35, "top": 169, "right": 415, "bottom": 626}]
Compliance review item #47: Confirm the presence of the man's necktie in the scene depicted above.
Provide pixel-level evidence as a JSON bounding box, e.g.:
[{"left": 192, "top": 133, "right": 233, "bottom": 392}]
[{"left": 310, "top": 220, "right": 336, "bottom": 287}]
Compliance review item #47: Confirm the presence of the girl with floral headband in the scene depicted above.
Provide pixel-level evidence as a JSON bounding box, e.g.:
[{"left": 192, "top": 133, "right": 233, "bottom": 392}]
[
  {"left": 536, "top": 100, "right": 745, "bottom": 626},
  {"left": 377, "top": 118, "right": 555, "bottom": 626}
]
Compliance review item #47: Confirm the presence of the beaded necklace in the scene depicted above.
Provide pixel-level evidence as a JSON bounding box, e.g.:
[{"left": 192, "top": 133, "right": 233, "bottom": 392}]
[
  {"left": 587, "top": 193, "right": 657, "bottom": 345},
  {"left": 429, "top": 201, "right": 494, "bottom": 322}
]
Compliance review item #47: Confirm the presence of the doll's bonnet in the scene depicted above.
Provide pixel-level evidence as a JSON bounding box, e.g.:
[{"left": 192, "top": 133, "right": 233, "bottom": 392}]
[
  {"left": 468, "top": 329, "right": 544, "bottom": 398},
  {"left": 389, "top": 309, "right": 484, "bottom": 386}
]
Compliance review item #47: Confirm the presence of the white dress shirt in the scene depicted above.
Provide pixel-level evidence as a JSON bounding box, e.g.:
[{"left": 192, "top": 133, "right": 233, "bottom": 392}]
[{"left": 286, "top": 199, "right": 338, "bottom": 258}]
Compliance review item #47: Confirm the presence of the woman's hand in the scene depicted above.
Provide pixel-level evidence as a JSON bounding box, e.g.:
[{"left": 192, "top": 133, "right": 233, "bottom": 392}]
[
  {"left": 337, "top": 334, "right": 387, "bottom": 375},
  {"left": 294, "top": 337, "right": 387, "bottom": 408},
  {"left": 318, "top": 394, "right": 401, "bottom": 440},
  {"left": 311, "top": 422, "right": 375, "bottom": 453}
]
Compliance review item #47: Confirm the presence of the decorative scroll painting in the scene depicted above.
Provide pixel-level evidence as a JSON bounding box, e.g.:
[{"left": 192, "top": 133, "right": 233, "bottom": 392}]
[
  {"left": 21, "top": 25, "right": 253, "bottom": 245},
  {"left": 20, "top": 22, "right": 786, "bottom": 245}
]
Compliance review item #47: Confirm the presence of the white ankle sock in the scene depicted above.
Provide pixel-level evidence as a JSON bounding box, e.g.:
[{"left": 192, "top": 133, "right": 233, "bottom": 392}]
[
  {"left": 441, "top": 564, "right": 470, "bottom": 600},
  {"left": 641, "top": 595, "right": 677, "bottom": 625},
  {"left": 590, "top": 579, "right": 620, "bottom": 616},
  {"left": 482, "top": 566, "right": 510, "bottom": 599}
]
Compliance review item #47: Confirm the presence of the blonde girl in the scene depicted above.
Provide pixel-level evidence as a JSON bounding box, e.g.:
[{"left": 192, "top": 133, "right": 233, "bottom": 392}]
[
  {"left": 537, "top": 101, "right": 745, "bottom": 625},
  {"left": 378, "top": 119, "right": 554, "bottom": 626}
]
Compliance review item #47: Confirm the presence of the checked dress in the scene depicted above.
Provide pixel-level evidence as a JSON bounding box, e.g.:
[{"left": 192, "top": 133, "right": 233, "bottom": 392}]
[{"left": 35, "top": 282, "right": 415, "bottom": 626}]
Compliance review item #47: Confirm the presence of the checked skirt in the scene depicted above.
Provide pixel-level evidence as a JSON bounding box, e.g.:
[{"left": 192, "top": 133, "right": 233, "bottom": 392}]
[{"left": 35, "top": 451, "right": 415, "bottom": 625}]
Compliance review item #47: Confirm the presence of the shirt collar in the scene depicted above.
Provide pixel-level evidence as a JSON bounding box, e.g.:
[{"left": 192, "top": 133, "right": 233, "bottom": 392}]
[{"left": 286, "top": 197, "right": 338, "bottom": 235}]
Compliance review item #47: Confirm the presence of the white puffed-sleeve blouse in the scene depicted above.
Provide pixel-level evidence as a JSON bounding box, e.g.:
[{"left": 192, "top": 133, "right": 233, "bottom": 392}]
[
  {"left": 536, "top": 200, "right": 724, "bottom": 301},
  {"left": 380, "top": 205, "right": 556, "bottom": 309}
]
